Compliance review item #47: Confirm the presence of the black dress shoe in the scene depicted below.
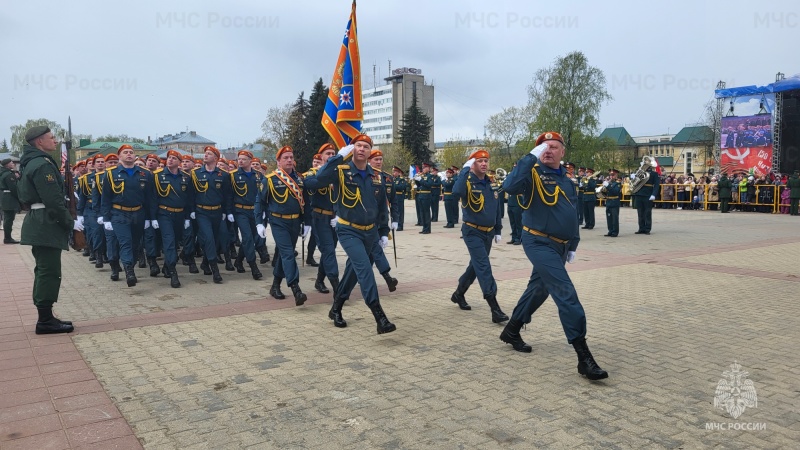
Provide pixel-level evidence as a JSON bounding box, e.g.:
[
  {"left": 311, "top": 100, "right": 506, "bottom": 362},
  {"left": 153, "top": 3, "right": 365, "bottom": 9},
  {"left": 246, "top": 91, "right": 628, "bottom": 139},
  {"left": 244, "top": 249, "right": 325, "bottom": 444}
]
[
  {"left": 513, "top": 241, "right": 521, "bottom": 245},
  {"left": 506, "top": 240, "right": 515, "bottom": 244},
  {"left": 306, "top": 259, "right": 319, "bottom": 267},
  {"left": 35, "top": 318, "right": 74, "bottom": 335},
  {"left": 3, "top": 238, "right": 19, "bottom": 244},
  {"left": 634, "top": 231, "right": 644, "bottom": 234}
]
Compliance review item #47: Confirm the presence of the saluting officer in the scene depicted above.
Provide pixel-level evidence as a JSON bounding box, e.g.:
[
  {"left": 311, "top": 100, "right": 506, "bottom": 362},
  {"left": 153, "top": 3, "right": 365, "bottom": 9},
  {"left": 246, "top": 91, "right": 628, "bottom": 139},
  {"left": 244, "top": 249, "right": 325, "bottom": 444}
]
[
  {"left": 314, "top": 134, "right": 395, "bottom": 334},
  {"left": 581, "top": 168, "right": 597, "bottom": 230},
  {"left": 304, "top": 144, "right": 340, "bottom": 294},
  {"left": 256, "top": 146, "right": 310, "bottom": 305},
  {"left": 603, "top": 169, "right": 622, "bottom": 237},
  {"left": 229, "top": 150, "right": 264, "bottom": 280},
  {"left": 632, "top": 161, "right": 659, "bottom": 234},
  {"left": 442, "top": 168, "right": 457, "bottom": 228},
  {"left": 501, "top": 131, "right": 608, "bottom": 381},
  {"left": 391, "top": 166, "right": 408, "bottom": 231},
  {"left": 153, "top": 150, "right": 194, "bottom": 288},
  {"left": 190, "top": 146, "right": 232, "bottom": 283},
  {"left": 449, "top": 149, "right": 508, "bottom": 324}
]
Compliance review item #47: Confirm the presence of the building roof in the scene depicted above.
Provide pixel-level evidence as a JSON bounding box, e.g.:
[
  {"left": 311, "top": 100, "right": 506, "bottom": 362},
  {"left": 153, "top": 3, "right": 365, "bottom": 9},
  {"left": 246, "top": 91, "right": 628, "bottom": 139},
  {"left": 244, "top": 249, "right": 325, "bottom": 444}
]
[
  {"left": 152, "top": 131, "right": 216, "bottom": 146},
  {"left": 670, "top": 126, "right": 714, "bottom": 144},
  {"left": 599, "top": 127, "right": 637, "bottom": 146},
  {"left": 76, "top": 142, "right": 159, "bottom": 151}
]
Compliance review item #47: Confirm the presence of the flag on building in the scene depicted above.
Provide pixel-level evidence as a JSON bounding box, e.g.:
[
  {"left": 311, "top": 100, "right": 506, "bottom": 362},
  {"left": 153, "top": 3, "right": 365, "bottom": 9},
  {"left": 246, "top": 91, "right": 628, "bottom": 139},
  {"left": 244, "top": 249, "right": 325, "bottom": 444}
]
[{"left": 321, "top": 0, "right": 363, "bottom": 149}]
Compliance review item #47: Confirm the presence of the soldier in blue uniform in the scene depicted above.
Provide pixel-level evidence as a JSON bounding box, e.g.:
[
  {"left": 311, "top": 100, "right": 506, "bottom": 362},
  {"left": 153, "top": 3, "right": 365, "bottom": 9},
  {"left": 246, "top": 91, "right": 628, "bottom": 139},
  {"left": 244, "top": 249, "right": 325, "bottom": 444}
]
[
  {"left": 178, "top": 154, "right": 200, "bottom": 273},
  {"left": 442, "top": 168, "right": 458, "bottom": 228},
  {"left": 189, "top": 146, "right": 232, "bottom": 283},
  {"left": 391, "top": 166, "right": 408, "bottom": 231},
  {"left": 314, "top": 134, "right": 395, "bottom": 334},
  {"left": 152, "top": 150, "right": 194, "bottom": 288},
  {"left": 229, "top": 150, "right": 264, "bottom": 280},
  {"left": 143, "top": 154, "right": 163, "bottom": 277},
  {"left": 581, "top": 168, "right": 597, "bottom": 230},
  {"left": 76, "top": 159, "right": 99, "bottom": 265},
  {"left": 94, "top": 154, "right": 121, "bottom": 280},
  {"left": 500, "top": 131, "right": 608, "bottom": 380},
  {"left": 304, "top": 144, "right": 340, "bottom": 294},
  {"left": 632, "top": 161, "right": 659, "bottom": 234},
  {"left": 449, "top": 149, "right": 507, "bottom": 324},
  {"left": 430, "top": 166, "right": 442, "bottom": 222},
  {"left": 256, "top": 146, "right": 310, "bottom": 305},
  {"left": 601, "top": 169, "right": 622, "bottom": 237},
  {"left": 576, "top": 167, "right": 585, "bottom": 225},
  {"left": 415, "top": 163, "right": 435, "bottom": 234},
  {"left": 100, "top": 145, "right": 157, "bottom": 287},
  {"left": 366, "top": 149, "right": 399, "bottom": 291}
]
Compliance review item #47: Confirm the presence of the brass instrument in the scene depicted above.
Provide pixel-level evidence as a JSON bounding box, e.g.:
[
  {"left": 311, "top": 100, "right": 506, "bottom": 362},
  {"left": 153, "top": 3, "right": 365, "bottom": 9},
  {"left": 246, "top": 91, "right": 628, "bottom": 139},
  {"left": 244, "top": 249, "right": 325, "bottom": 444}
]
[
  {"left": 494, "top": 168, "right": 507, "bottom": 183},
  {"left": 630, "top": 156, "right": 657, "bottom": 194},
  {"left": 595, "top": 184, "right": 606, "bottom": 199}
]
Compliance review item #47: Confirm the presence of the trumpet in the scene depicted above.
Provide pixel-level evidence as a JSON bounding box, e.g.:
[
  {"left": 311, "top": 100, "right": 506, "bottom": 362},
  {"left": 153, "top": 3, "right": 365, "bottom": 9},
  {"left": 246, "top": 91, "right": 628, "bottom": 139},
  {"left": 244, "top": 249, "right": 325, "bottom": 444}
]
[{"left": 494, "top": 168, "right": 507, "bottom": 183}]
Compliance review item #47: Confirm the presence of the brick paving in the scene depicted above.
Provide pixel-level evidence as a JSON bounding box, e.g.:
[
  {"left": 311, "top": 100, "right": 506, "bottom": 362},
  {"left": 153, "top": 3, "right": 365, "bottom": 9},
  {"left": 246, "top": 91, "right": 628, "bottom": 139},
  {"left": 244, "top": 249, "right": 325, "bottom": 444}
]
[{"left": 1, "top": 206, "right": 799, "bottom": 449}]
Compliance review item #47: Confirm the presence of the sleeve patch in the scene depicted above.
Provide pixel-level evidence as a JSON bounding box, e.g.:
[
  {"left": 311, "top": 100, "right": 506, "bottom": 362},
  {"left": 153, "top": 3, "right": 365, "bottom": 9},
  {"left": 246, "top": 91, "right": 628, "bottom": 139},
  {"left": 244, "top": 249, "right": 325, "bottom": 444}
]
[{"left": 45, "top": 173, "right": 57, "bottom": 184}]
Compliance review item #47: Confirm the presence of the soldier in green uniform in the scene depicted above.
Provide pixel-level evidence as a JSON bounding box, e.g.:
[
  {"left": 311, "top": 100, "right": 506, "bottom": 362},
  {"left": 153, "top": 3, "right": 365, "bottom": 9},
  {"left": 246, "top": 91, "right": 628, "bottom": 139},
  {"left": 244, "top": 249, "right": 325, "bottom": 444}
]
[
  {"left": 602, "top": 169, "right": 622, "bottom": 237},
  {"left": 717, "top": 172, "right": 733, "bottom": 213},
  {"left": 788, "top": 170, "right": 800, "bottom": 215},
  {"left": 1, "top": 158, "right": 21, "bottom": 244},
  {"left": 18, "top": 126, "right": 84, "bottom": 334}
]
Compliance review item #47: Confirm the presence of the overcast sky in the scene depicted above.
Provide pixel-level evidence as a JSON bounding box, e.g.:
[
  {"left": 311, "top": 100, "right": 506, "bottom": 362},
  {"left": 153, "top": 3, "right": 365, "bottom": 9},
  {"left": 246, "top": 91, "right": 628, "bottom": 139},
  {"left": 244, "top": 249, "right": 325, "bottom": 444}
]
[{"left": 2, "top": 0, "right": 797, "bottom": 149}]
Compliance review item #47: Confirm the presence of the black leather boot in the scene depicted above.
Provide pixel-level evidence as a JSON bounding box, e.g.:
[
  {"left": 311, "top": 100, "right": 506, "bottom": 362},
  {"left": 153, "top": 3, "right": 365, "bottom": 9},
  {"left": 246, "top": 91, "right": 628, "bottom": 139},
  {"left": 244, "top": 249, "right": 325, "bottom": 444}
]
[
  {"left": 572, "top": 337, "right": 609, "bottom": 380},
  {"left": 187, "top": 258, "right": 199, "bottom": 274},
  {"left": 94, "top": 250, "right": 104, "bottom": 268},
  {"left": 110, "top": 260, "right": 121, "bottom": 281},
  {"left": 485, "top": 294, "right": 509, "bottom": 323},
  {"left": 270, "top": 249, "right": 278, "bottom": 267},
  {"left": 249, "top": 261, "right": 262, "bottom": 280},
  {"left": 314, "top": 270, "right": 329, "bottom": 294},
  {"left": 328, "top": 276, "right": 340, "bottom": 299},
  {"left": 210, "top": 261, "right": 223, "bottom": 284},
  {"left": 35, "top": 307, "right": 74, "bottom": 335},
  {"left": 138, "top": 250, "right": 147, "bottom": 268},
  {"left": 368, "top": 302, "right": 396, "bottom": 334},
  {"left": 499, "top": 319, "right": 532, "bottom": 353},
  {"left": 450, "top": 288, "right": 471, "bottom": 310},
  {"left": 169, "top": 265, "right": 181, "bottom": 288},
  {"left": 225, "top": 250, "right": 236, "bottom": 272},
  {"left": 290, "top": 282, "right": 307, "bottom": 306},
  {"left": 124, "top": 265, "right": 137, "bottom": 287},
  {"left": 200, "top": 257, "right": 212, "bottom": 275},
  {"left": 234, "top": 252, "right": 246, "bottom": 273},
  {"left": 87, "top": 249, "right": 95, "bottom": 261},
  {"left": 328, "top": 295, "right": 347, "bottom": 328},
  {"left": 83, "top": 248, "right": 91, "bottom": 257},
  {"left": 163, "top": 263, "right": 171, "bottom": 278},
  {"left": 258, "top": 247, "right": 270, "bottom": 264},
  {"left": 148, "top": 257, "right": 160, "bottom": 277},
  {"left": 381, "top": 271, "right": 398, "bottom": 292},
  {"left": 270, "top": 278, "right": 286, "bottom": 299}
]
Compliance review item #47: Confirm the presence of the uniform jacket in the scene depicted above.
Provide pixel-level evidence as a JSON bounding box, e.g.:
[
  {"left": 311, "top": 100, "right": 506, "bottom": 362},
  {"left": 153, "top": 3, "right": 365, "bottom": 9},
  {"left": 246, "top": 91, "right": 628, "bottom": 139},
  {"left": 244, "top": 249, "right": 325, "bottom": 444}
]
[
  {"left": 452, "top": 167, "right": 502, "bottom": 233},
  {"left": 787, "top": 175, "right": 800, "bottom": 199},
  {"left": 633, "top": 170, "right": 660, "bottom": 198},
  {"left": 17, "top": 145, "right": 73, "bottom": 249},
  {"left": 0, "top": 166, "right": 21, "bottom": 211},
  {"left": 154, "top": 167, "right": 194, "bottom": 219},
  {"left": 191, "top": 165, "right": 232, "bottom": 214},
  {"left": 257, "top": 169, "right": 309, "bottom": 225},
  {"left": 604, "top": 181, "right": 622, "bottom": 208},
  {"left": 101, "top": 165, "right": 157, "bottom": 220}
]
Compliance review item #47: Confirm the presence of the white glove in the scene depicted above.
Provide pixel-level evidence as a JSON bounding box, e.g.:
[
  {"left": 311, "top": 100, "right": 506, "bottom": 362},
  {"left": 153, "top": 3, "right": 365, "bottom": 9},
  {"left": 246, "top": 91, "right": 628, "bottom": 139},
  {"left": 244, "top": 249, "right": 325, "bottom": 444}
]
[
  {"left": 337, "top": 144, "right": 354, "bottom": 158},
  {"left": 331, "top": 216, "right": 338, "bottom": 228},
  {"left": 530, "top": 143, "right": 548, "bottom": 158},
  {"left": 74, "top": 192, "right": 79, "bottom": 200},
  {"left": 97, "top": 216, "right": 104, "bottom": 225},
  {"left": 463, "top": 158, "right": 475, "bottom": 169},
  {"left": 391, "top": 222, "right": 398, "bottom": 231},
  {"left": 567, "top": 251, "right": 576, "bottom": 264},
  {"left": 602, "top": 181, "right": 609, "bottom": 187},
  {"left": 494, "top": 235, "right": 502, "bottom": 243},
  {"left": 190, "top": 212, "right": 196, "bottom": 219},
  {"left": 144, "top": 220, "right": 151, "bottom": 230},
  {"left": 649, "top": 195, "right": 655, "bottom": 201},
  {"left": 73, "top": 220, "right": 84, "bottom": 232},
  {"left": 302, "top": 225, "right": 312, "bottom": 239},
  {"left": 184, "top": 219, "right": 190, "bottom": 229},
  {"left": 77, "top": 216, "right": 84, "bottom": 227},
  {"left": 227, "top": 214, "right": 235, "bottom": 223},
  {"left": 152, "top": 220, "right": 160, "bottom": 229},
  {"left": 630, "top": 173, "right": 636, "bottom": 180},
  {"left": 104, "top": 222, "right": 113, "bottom": 231},
  {"left": 257, "top": 224, "right": 267, "bottom": 238},
  {"left": 379, "top": 236, "right": 389, "bottom": 249}
]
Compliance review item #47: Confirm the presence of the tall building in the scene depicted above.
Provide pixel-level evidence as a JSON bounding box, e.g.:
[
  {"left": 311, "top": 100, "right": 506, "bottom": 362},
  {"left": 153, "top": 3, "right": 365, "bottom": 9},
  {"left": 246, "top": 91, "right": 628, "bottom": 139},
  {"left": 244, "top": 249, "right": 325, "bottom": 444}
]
[{"left": 361, "top": 67, "right": 435, "bottom": 153}]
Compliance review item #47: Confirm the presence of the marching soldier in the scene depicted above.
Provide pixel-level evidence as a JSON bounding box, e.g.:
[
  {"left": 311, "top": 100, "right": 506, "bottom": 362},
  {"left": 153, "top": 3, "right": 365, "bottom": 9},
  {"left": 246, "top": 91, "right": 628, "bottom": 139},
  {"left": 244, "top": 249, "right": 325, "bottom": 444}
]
[
  {"left": 179, "top": 154, "right": 199, "bottom": 271},
  {"left": 314, "top": 135, "right": 395, "bottom": 333},
  {"left": 76, "top": 156, "right": 100, "bottom": 265},
  {"left": 500, "top": 132, "right": 608, "bottom": 380},
  {"left": 576, "top": 167, "right": 585, "bottom": 224},
  {"left": 391, "top": 166, "right": 408, "bottom": 231},
  {"left": 304, "top": 145, "right": 340, "bottom": 294},
  {"left": 430, "top": 166, "right": 442, "bottom": 222},
  {"left": 632, "top": 161, "right": 659, "bottom": 234},
  {"left": 581, "top": 168, "right": 596, "bottom": 230},
  {"left": 230, "top": 150, "right": 264, "bottom": 280},
  {"left": 442, "top": 168, "right": 457, "bottom": 228},
  {"left": 415, "top": 163, "right": 435, "bottom": 234},
  {"left": 1, "top": 158, "right": 22, "bottom": 244},
  {"left": 190, "top": 146, "right": 232, "bottom": 283},
  {"left": 602, "top": 169, "right": 622, "bottom": 237},
  {"left": 256, "top": 146, "right": 310, "bottom": 305},
  {"left": 143, "top": 154, "right": 163, "bottom": 276},
  {"left": 367, "top": 149, "right": 399, "bottom": 291},
  {"left": 94, "top": 154, "right": 121, "bottom": 280},
  {"left": 153, "top": 150, "right": 194, "bottom": 288},
  {"left": 449, "top": 149, "right": 507, "bottom": 324},
  {"left": 304, "top": 154, "right": 323, "bottom": 268}
]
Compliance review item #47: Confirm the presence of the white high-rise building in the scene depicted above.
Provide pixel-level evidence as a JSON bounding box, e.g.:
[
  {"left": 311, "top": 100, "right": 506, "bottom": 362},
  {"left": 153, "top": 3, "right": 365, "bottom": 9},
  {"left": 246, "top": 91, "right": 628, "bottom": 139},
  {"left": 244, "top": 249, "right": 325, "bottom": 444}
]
[{"left": 361, "top": 84, "right": 394, "bottom": 145}]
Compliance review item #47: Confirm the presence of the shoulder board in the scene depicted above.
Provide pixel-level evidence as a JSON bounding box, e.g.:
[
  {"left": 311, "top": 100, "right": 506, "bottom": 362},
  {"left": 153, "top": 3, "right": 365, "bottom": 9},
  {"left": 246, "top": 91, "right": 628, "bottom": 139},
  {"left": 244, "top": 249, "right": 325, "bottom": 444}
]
[
  {"left": 154, "top": 168, "right": 163, "bottom": 174},
  {"left": 338, "top": 164, "right": 350, "bottom": 170},
  {"left": 191, "top": 167, "right": 200, "bottom": 172},
  {"left": 265, "top": 173, "right": 277, "bottom": 179},
  {"left": 78, "top": 173, "right": 88, "bottom": 180},
  {"left": 180, "top": 170, "right": 191, "bottom": 177},
  {"left": 218, "top": 168, "right": 229, "bottom": 175},
  {"left": 139, "top": 167, "right": 152, "bottom": 173}
]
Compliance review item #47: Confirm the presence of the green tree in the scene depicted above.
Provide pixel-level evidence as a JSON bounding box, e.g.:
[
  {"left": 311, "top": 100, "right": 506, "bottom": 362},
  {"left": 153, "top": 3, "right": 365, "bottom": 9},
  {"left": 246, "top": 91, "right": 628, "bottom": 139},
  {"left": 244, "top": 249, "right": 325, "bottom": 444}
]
[
  {"left": 305, "top": 78, "right": 332, "bottom": 159},
  {"left": 0, "top": 139, "right": 9, "bottom": 153},
  {"left": 398, "top": 95, "right": 433, "bottom": 165},
  {"left": 9, "top": 118, "right": 64, "bottom": 156},
  {"left": 527, "top": 51, "right": 612, "bottom": 149},
  {"left": 93, "top": 134, "right": 146, "bottom": 143},
  {"left": 261, "top": 103, "right": 292, "bottom": 147},
  {"left": 285, "top": 92, "right": 310, "bottom": 169},
  {"left": 378, "top": 142, "right": 414, "bottom": 174},
  {"left": 439, "top": 137, "right": 472, "bottom": 170}
]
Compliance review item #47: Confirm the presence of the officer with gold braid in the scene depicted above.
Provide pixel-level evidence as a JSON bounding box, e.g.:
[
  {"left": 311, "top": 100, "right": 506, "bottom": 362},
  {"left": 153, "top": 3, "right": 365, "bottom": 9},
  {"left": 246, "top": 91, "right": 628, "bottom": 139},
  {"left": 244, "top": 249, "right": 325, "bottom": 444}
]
[
  {"left": 76, "top": 158, "right": 99, "bottom": 264},
  {"left": 230, "top": 149, "right": 264, "bottom": 281},
  {"left": 190, "top": 146, "right": 232, "bottom": 284},
  {"left": 153, "top": 150, "right": 194, "bottom": 288},
  {"left": 449, "top": 149, "right": 508, "bottom": 324},
  {"left": 303, "top": 144, "right": 340, "bottom": 294},
  {"left": 94, "top": 154, "right": 120, "bottom": 280},
  {"left": 500, "top": 131, "right": 608, "bottom": 381},
  {"left": 313, "top": 134, "right": 395, "bottom": 334}
]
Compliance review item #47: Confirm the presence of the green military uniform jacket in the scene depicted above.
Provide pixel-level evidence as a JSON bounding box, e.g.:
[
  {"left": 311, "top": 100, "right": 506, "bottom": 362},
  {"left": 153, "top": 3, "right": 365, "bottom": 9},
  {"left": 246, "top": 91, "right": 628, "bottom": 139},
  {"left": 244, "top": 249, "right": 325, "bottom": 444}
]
[
  {"left": 604, "top": 181, "right": 622, "bottom": 207},
  {"left": 717, "top": 176, "right": 732, "bottom": 199},
  {"left": 0, "top": 166, "right": 21, "bottom": 211},
  {"left": 17, "top": 144, "right": 74, "bottom": 250},
  {"left": 787, "top": 175, "right": 800, "bottom": 199}
]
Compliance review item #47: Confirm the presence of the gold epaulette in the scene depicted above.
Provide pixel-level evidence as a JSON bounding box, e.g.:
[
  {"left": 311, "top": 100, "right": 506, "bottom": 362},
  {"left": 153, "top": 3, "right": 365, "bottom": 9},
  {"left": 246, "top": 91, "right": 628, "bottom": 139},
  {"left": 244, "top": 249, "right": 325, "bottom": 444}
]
[
  {"left": 265, "top": 172, "right": 277, "bottom": 179},
  {"left": 338, "top": 164, "right": 350, "bottom": 170},
  {"left": 154, "top": 167, "right": 163, "bottom": 174},
  {"left": 303, "top": 168, "right": 318, "bottom": 178}
]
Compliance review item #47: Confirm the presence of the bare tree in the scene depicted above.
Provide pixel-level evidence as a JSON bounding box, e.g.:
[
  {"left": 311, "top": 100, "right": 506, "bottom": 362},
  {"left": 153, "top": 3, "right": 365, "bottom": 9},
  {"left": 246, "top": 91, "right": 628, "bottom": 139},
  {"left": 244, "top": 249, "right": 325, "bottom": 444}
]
[{"left": 261, "top": 103, "right": 292, "bottom": 147}]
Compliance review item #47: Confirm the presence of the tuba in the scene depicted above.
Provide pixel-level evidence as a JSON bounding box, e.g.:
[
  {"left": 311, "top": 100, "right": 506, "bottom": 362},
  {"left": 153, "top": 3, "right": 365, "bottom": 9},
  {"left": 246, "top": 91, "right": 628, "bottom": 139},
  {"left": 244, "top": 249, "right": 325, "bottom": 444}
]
[
  {"left": 494, "top": 168, "right": 507, "bottom": 183},
  {"left": 630, "top": 156, "right": 657, "bottom": 194}
]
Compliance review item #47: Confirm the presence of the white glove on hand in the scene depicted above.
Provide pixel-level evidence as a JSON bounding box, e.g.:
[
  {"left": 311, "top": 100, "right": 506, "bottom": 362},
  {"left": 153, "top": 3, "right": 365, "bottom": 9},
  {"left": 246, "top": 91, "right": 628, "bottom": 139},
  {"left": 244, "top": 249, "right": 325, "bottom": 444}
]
[
  {"left": 104, "top": 222, "right": 113, "bottom": 231},
  {"left": 567, "top": 251, "right": 576, "bottom": 264},
  {"left": 184, "top": 219, "right": 190, "bottom": 229},
  {"left": 97, "top": 216, "right": 104, "bottom": 225},
  {"left": 463, "top": 158, "right": 475, "bottom": 169},
  {"left": 302, "top": 225, "right": 312, "bottom": 239},
  {"left": 256, "top": 224, "right": 267, "bottom": 238},
  {"left": 337, "top": 144, "right": 355, "bottom": 158},
  {"left": 152, "top": 220, "right": 160, "bottom": 229},
  {"left": 77, "top": 216, "right": 84, "bottom": 227},
  {"left": 144, "top": 220, "right": 151, "bottom": 230},
  {"left": 331, "top": 216, "right": 338, "bottom": 228},
  {"left": 630, "top": 173, "right": 637, "bottom": 180},
  {"left": 73, "top": 220, "right": 84, "bottom": 232},
  {"left": 602, "top": 180, "right": 609, "bottom": 187},
  {"left": 379, "top": 236, "right": 389, "bottom": 249},
  {"left": 649, "top": 195, "right": 656, "bottom": 201},
  {"left": 494, "top": 235, "right": 502, "bottom": 243},
  {"left": 190, "top": 212, "right": 196, "bottom": 219},
  {"left": 391, "top": 222, "right": 398, "bottom": 231},
  {"left": 530, "top": 143, "right": 548, "bottom": 158},
  {"left": 227, "top": 214, "right": 235, "bottom": 223}
]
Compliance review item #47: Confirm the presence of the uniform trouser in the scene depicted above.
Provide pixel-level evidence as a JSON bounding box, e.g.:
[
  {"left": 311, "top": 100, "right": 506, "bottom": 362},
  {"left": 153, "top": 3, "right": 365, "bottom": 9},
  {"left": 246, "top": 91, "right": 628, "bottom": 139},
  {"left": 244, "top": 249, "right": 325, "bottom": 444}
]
[
  {"left": 507, "top": 205, "right": 522, "bottom": 242},
  {"left": 720, "top": 198, "right": 730, "bottom": 212},
  {"left": 456, "top": 224, "right": 497, "bottom": 296},
  {"left": 635, "top": 197, "right": 653, "bottom": 232},
  {"left": 313, "top": 213, "right": 339, "bottom": 279},
  {"left": 104, "top": 227, "right": 119, "bottom": 262},
  {"left": 157, "top": 211, "right": 184, "bottom": 268},
  {"left": 791, "top": 199, "right": 799, "bottom": 215},
  {"left": 181, "top": 220, "right": 195, "bottom": 258},
  {"left": 577, "top": 196, "right": 584, "bottom": 223},
  {"left": 31, "top": 246, "right": 62, "bottom": 308},
  {"left": 373, "top": 241, "right": 391, "bottom": 274},
  {"left": 306, "top": 226, "right": 317, "bottom": 258},
  {"left": 582, "top": 202, "right": 595, "bottom": 228},
  {"left": 431, "top": 194, "right": 440, "bottom": 221},
  {"left": 196, "top": 210, "right": 223, "bottom": 263},
  {"left": 271, "top": 217, "right": 301, "bottom": 285},
  {"left": 605, "top": 206, "right": 619, "bottom": 236},
  {"left": 82, "top": 210, "right": 96, "bottom": 252},
  {"left": 510, "top": 234, "right": 587, "bottom": 344},
  {"left": 336, "top": 225, "right": 380, "bottom": 306},
  {"left": 111, "top": 210, "right": 145, "bottom": 267},
  {"left": 144, "top": 225, "right": 161, "bottom": 258},
  {"left": 234, "top": 210, "right": 259, "bottom": 263},
  {"left": 396, "top": 198, "right": 405, "bottom": 230},
  {"left": 443, "top": 197, "right": 458, "bottom": 225},
  {"left": 3, "top": 210, "right": 16, "bottom": 240},
  {"left": 418, "top": 194, "right": 432, "bottom": 232},
  {"left": 219, "top": 216, "right": 233, "bottom": 256},
  {"left": 88, "top": 210, "right": 105, "bottom": 254},
  {"left": 415, "top": 195, "right": 421, "bottom": 224}
]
